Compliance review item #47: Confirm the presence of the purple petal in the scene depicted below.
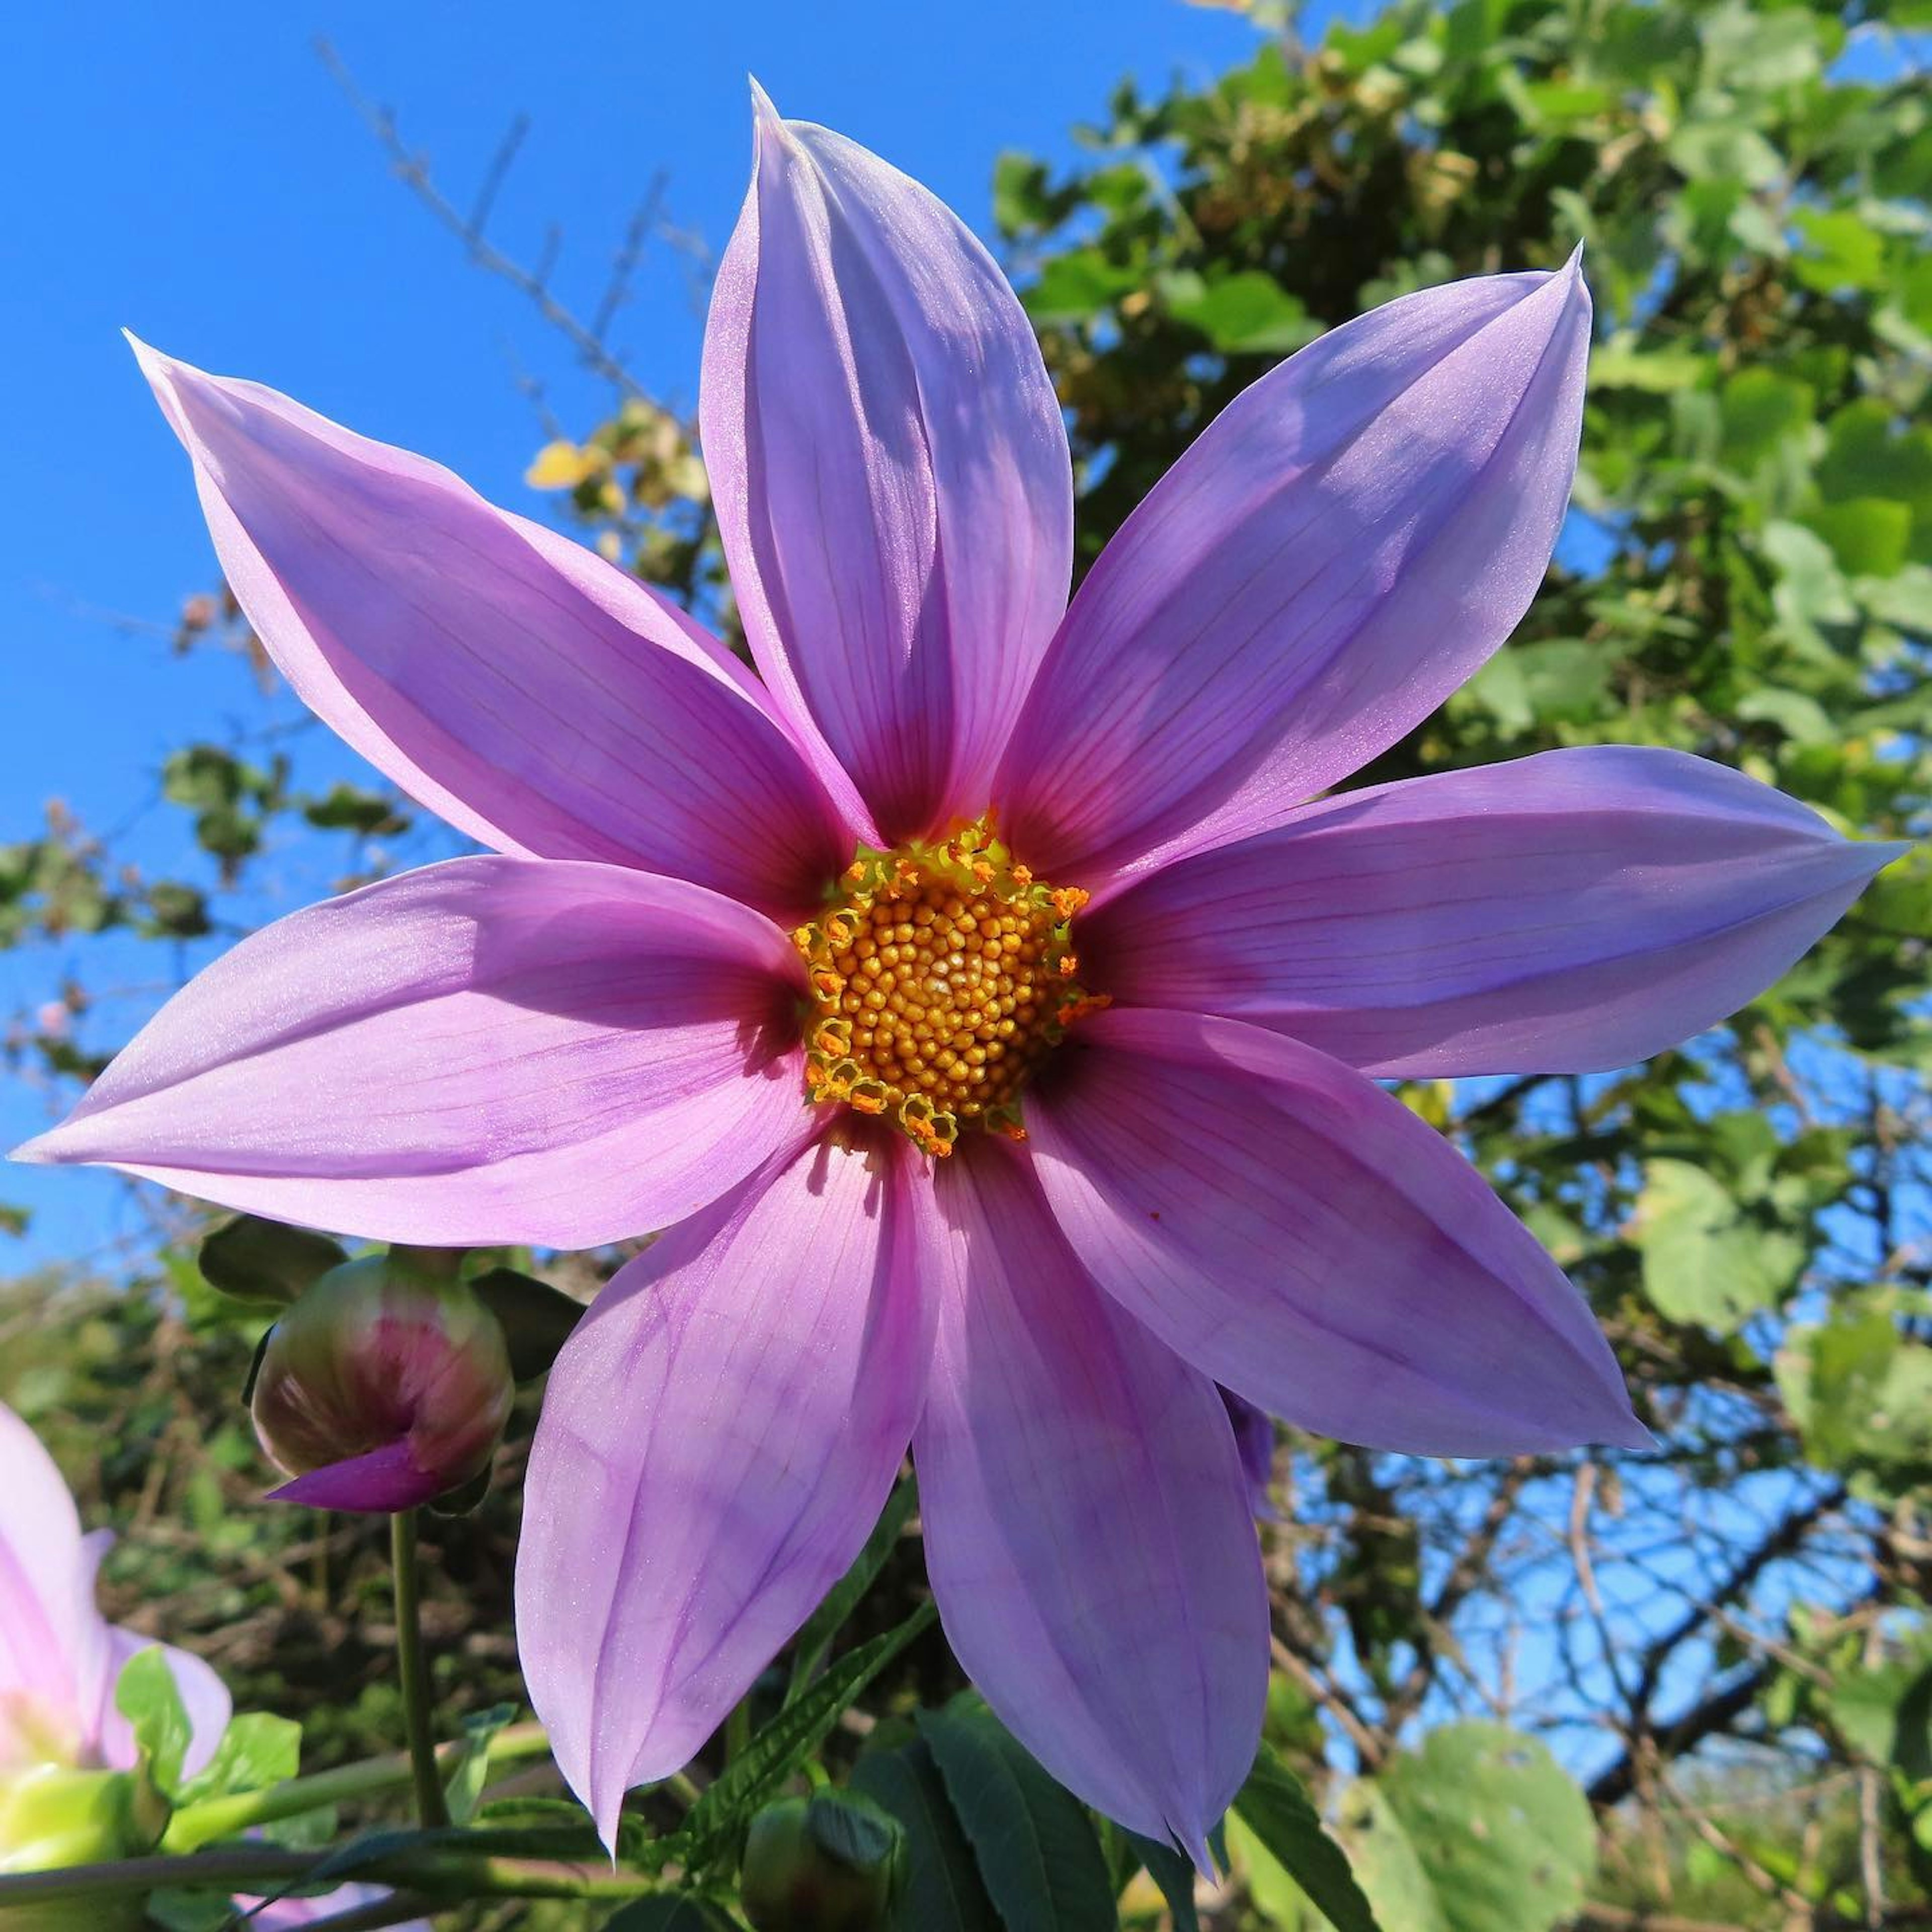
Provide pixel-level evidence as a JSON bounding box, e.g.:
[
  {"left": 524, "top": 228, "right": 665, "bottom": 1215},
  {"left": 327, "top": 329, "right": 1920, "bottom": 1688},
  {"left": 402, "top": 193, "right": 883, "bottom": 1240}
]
[
  {"left": 1029, "top": 1009, "right": 1649, "bottom": 1457},
  {"left": 14, "top": 858, "right": 809, "bottom": 1248},
  {"left": 701, "top": 88, "right": 1073, "bottom": 841},
  {"left": 1086, "top": 747, "right": 1909, "bottom": 1075},
  {"left": 0, "top": 1405, "right": 94, "bottom": 1760},
  {"left": 997, "top": 263, "right": 1592, "bottom": 891},
  {"left": 516, "top": 1125, "right": 935, "bottom": 1848},
  {"left": 1219, "top": 1390, "right": 1282, "bottom": 1523},
  {"left": 130, "top": 339, "right": 853, "bottom": 921},
  {"left": 914, "top": 1140, "right": 1266, "bottom": 1862},
  {"left": 267, "top": 1441, "right": 445, "bottom": 1514},
  {"left": 245, "top": 1887, "right": 425, "bottom": 1930}
]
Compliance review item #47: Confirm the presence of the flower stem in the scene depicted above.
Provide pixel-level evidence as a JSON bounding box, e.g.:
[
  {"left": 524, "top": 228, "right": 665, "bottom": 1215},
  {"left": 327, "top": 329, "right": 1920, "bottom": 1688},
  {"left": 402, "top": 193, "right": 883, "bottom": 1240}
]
[
  {"left": 0, "top": 1847, "right": 671, "bottom": 1906},
  {"left": 160, "top": 1723, "right": 550, "bottom": 1853},
  {"left": 391, "top": 1508, "right": 450, "bottom": 1828}
]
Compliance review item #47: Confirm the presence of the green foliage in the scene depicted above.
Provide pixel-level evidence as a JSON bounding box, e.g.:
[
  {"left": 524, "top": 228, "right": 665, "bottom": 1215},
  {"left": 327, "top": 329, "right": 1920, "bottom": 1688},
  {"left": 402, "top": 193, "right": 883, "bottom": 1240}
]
[
  {"left": 912, "top": 1701, "right": 1117, "bottom": 1932},
  {"left": 113, "top": 1648, "right": 195, "bottom": 1803},
  {"left": 5, "top": 0, "right": 1929, "bottom": 1926},
  {"left": 1232, "top": 1747, "right": 1381, "bottom": 1932}
]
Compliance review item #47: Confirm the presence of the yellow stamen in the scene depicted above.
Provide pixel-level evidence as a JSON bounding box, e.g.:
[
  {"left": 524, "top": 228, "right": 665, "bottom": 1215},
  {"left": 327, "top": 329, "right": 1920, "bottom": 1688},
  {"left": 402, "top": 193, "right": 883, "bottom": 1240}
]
[{"left": 791, "top": 815, "right": 1108, "bottom": 1157}]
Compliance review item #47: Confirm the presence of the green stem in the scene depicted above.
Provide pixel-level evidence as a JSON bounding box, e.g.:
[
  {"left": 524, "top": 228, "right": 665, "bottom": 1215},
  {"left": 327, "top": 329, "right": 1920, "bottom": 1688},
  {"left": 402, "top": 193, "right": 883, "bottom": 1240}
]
[
  {"left": 162, "top": 1723, "right": 550, "bottom": 1853},
  {"left": 391, "top": 1509, "right": 450, "bottom": 1829},
  {"left": 0, "top": 1847, "right": 670, "bottom": 1906}
]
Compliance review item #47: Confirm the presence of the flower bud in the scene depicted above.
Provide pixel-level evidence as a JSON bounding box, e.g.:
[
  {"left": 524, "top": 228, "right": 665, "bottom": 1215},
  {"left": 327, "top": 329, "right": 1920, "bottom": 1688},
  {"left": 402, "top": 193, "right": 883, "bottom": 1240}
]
[
  {"left": 740, "top": 1791, "right": 907, "bottom": 1932},
  {"left": 250, "top": 1255, "right": 514, "bottom": 1513},
  {"left": 0, "top": 1763, "right": 150, "bottom": 1929}
]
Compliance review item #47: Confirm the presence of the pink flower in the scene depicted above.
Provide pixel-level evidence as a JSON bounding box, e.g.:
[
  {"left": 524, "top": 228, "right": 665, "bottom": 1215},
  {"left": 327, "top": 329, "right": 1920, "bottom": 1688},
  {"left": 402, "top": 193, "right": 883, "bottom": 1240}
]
[
  {"left": 0, "top": 1403, "right": 228, "bottom": 1782},
  {"left": 13, "top": 94, "right": 1900, "bottom": 1857},
  {"left": 238, "top": 1882, "right": 427, "bottom": 1930}
]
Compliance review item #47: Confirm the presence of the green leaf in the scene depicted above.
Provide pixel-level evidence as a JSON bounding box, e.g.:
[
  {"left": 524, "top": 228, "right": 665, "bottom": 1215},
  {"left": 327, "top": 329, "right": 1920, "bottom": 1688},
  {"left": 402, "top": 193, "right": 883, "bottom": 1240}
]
[
  {"left": 916, "top": 1702, "right": 1117, "bottom": 1932},
  {"left": 676, "top": 1598, "right": 936, "bottom": 1869},
  {"left": 1375, "top": 1724, "right": 1595, "bottom": 1932},
  {"left": 1128, "top": 1829, "right": 1204, "bottom": 1931},
  {"left": 1776, "top": 1290, "right": 1932, "bottom": 1497},
  {"left": 1804, "top": 500, "right": 1911, "bottom": 578},
  {"left": 787, "top": 1476, "right": 918, "bottom": 1704},
  {"left": 853, "top": 1739, "right": 1003, "bottom": 1932},
  {"left": 176, "top": 1713, "right": 301, "bottom": 1807},
  {"left": 601, "top": 1901, "right": 745, "bottom": 1931},
  {"left": 1338, "top": 1785, "right": 1447, "bottom": 1932},
  {"left": 1166, "top": 270, "right": 1316, "bottom": 353},
  {"left": 1234, "top": 1746, "right": 1381, "bottom": 1932},
  {"left": 1632, "top": 1158, "right": 1804, "bottom": 1333},
  {"left": 444, "top": 1703, "right": 516, "bottom": 1826},
  {"left": 1792, "top": 208, "right": 1887, "bottom": 293},
  {"left": 198, "top": 1215, "right": 347, "bottom": 1309},
  {"left": 469, "top": 1267, "right": 584, "bottom": 1382},
  {"left": 114, "top": 1647, "right": 196, "bottom": 1801}
]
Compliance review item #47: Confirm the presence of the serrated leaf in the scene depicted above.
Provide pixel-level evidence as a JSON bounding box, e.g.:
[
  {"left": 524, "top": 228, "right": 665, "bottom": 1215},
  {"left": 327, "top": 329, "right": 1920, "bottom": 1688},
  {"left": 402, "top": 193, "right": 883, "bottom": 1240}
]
[
  {"left": 1234, "top": 1746, "right": 1381, "bottom": 1932},
  {"left": 787, "top": 1476, "right": 918, "bottom": 1705},
  {"left": 601, "top": 1900, "right": 745, "bottom": 1931},
  {"left": 677, "top": 1599, "right": 936, "bottom": 1868},
  {"left": 915, "top": 1703, "right": 1116, "bottom": 1932}
]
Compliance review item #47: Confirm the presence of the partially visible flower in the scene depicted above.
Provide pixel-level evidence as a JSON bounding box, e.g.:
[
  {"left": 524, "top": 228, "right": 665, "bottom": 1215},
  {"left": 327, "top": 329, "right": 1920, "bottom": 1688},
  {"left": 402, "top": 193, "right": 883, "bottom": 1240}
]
[
  {"left": 238, "top": 1881, "right": 428, "bottom": 1930},
  {"left": 250, "top": 1256, "right": 515, "bottom": 1513},
  {"left": 13, "top": 90, "right": 1907, "bottom": 1861},
  {"left": 0, "top": 1403, "right": 229, "bottom": 1891},
  {"left": 0, "top": 1403, "right": 228, "bottom": 1785}
]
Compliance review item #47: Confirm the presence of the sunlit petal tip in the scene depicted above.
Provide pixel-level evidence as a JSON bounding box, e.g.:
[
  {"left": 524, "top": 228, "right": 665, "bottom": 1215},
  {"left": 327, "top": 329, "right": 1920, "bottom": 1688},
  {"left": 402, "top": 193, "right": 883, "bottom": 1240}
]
[
  {"left": 746, "top": 73, "right": 785, "bottom": 134},
  {"left": 703, "top": 91, "right": 1073, "bottom": 841},
  {"left": 517, "top": 1130, "right": 935, "bottom": 1844},
  {"left": 1087, "top": 749, "right": 1911, "bottom": 1080},
  {"left": 120, "top": 338, "right": 852, "bottom": 916},
  {"left": 999, "top": 259, "right": 1597, "bottom": 883},
  {"left": 1029, "top": 1010, "right": 1650, "bottom": 1459}
]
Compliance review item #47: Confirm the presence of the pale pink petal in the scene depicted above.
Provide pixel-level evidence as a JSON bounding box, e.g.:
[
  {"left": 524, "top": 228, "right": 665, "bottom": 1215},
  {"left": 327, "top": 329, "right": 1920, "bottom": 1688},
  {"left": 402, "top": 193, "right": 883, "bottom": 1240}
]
[
  {"left": 89, "top": 1623, "right": 231, "bottom": 1779},
  {"left": 0, "top": 1406, "right": 93, "bottom": 1755},
  {"left": 702, "top": 88, "right": 1073, "bottom": 841},
  {"left": 1086, "top": 748, "right": 1908, "bottom": 1075},
  {"left": 516, "top": 1126, "right": 935, "bottom": 1848},
  {"left": 915, "top": 1141, "right": 1265, "bottom": 1861},
  {"left": 131, "top": 338, "right": 854, "bottom": 920},
  {"left": 1029, "top": 1010, "right": 1649, "bottom": 1457},
  {"left": 15, "top": 858, "right": 808, "bottom": 1248},
  {"left": 997, "top": 263, "right": 1592, "bottom": 892}
]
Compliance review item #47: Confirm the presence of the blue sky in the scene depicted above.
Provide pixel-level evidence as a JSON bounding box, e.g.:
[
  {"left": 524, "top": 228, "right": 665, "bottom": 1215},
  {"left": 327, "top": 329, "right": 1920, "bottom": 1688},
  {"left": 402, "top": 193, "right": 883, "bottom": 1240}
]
[{"left": 2, "top": 0, "right": 1296, "bottom": 1261}]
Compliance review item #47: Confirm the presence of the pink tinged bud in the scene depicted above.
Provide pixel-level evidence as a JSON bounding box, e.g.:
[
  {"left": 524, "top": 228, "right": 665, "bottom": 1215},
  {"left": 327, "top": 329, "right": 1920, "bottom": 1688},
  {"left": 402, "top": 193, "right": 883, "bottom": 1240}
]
[
  {"left": 250, "top": 1257, "right": 514, "bottom": 1514},
  {"left": 740, "top": 1792, "right": 907, "bottom": 1932}
]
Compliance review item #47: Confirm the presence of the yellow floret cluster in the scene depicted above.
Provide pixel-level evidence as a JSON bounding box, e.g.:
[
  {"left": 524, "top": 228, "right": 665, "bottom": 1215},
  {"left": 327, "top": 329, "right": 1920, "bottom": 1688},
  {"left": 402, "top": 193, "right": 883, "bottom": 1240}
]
[{"left": 792, "top": 820, "right": 1108, "bottom": 1157}]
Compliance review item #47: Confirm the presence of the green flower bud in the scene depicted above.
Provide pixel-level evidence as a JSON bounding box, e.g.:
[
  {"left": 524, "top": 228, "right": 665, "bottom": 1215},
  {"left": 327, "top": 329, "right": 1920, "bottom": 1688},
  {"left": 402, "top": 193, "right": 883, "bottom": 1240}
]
[
  {"left": 740, "top": 1790, "right": 907, "bottom": 1932},
  {"left": 0, "top": 1762, "right": 150, "bottom": 1929},
  {"left": 250, "top": 1254, "right": 515, "bottom": 1512}
]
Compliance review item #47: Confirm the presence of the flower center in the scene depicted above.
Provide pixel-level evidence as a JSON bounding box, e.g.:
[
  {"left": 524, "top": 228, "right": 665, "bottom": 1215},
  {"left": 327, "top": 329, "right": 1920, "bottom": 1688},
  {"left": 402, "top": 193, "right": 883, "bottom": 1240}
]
[{"left": 792, "top": 818, "right": 1107, "bottom": 1158}]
